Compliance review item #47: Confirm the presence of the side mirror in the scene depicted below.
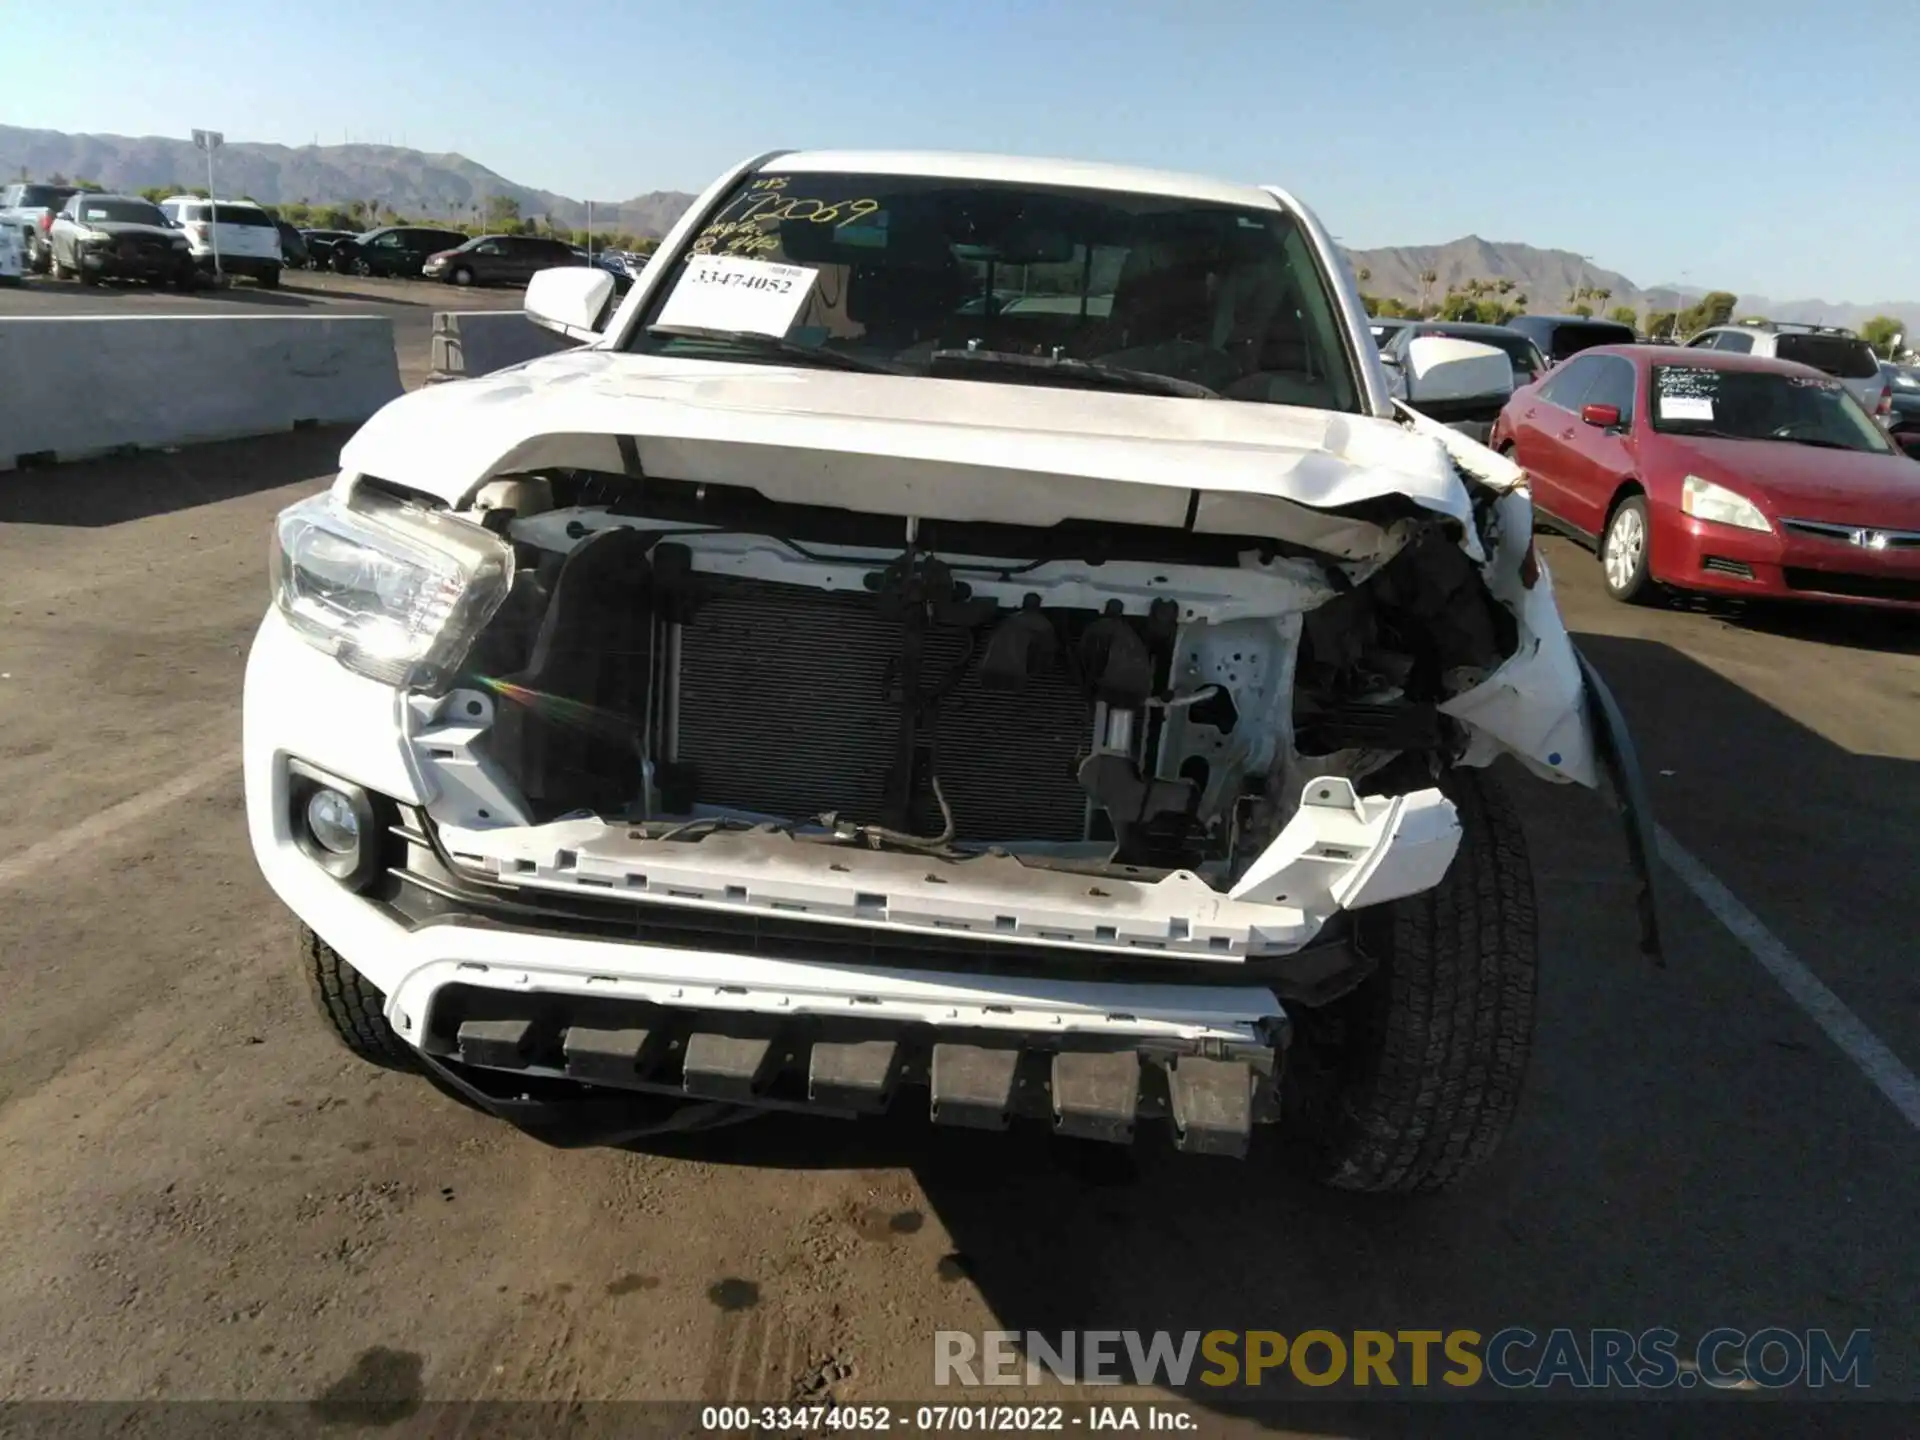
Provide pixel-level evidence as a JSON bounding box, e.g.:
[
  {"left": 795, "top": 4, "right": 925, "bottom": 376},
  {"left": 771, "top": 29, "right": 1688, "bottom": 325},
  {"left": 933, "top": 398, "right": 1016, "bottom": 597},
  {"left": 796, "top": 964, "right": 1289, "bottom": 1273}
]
[
  {"left": 526, "top": 266, "right": 617, "bottom": 341},
  {"left": 1401, "top": 336, "right": 1515, "bottom": 408},
  {"left": 1581, "top": 403, "right": 1622, "bottom": 429}
]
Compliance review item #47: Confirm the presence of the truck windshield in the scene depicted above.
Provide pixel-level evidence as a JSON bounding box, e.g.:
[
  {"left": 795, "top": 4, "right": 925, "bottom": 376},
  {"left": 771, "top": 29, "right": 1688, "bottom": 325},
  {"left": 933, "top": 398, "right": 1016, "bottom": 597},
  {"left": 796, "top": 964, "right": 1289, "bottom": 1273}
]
[
  {"left": 79, "top": 200, "right": 168, "bottom": 226},
  {"left": 626, "top": 169, "right": 1361, "bottom": 411}
]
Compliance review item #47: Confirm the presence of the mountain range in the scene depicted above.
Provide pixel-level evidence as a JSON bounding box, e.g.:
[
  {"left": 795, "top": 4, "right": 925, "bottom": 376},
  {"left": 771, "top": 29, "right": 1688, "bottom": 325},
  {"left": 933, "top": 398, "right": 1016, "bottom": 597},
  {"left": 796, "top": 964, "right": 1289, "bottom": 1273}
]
[{"left": 4, "top": 124, "right": 1911, "bottom": 329}]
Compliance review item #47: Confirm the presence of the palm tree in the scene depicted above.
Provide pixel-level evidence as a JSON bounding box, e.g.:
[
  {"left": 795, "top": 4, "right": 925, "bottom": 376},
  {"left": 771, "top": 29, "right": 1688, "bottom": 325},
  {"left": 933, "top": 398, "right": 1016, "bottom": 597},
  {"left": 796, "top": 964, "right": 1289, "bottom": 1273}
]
[{"left": 1418, "top": 268, "right": 1438, "bottom": 312}]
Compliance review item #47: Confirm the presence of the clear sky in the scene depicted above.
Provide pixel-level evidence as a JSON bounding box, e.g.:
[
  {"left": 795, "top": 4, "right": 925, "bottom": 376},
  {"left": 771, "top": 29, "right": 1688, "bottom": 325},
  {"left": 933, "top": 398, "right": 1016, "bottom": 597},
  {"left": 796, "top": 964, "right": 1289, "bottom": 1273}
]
[{"left": 2, "top": 0, "right": 1899, "bottom": 301}]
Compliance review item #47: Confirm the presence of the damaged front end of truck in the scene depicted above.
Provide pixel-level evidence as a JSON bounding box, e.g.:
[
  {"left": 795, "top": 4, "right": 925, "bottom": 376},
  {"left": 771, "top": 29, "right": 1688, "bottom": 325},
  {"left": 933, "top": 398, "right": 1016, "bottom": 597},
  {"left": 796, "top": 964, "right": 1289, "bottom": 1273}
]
[{"left": 254, "top": 368, "right": 1658, "bottom": 1174}]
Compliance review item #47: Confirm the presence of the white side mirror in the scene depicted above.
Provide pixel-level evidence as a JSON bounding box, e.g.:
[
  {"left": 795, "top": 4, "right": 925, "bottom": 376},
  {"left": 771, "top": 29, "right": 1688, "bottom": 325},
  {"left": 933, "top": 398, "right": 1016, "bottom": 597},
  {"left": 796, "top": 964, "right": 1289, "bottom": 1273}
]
[
  {"left": 1402, "top": 336, "right": 1515, "bottom": 407},
  {"left": 526, "top": 267, "right": 616, "bottom": 341}
]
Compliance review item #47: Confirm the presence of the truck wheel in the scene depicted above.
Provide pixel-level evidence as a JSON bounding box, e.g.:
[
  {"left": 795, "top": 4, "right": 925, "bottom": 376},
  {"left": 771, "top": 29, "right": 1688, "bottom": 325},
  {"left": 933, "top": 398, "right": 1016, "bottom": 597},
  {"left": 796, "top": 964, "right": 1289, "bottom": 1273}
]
[
  {"left": 1282, "top": 767, "right": 1537, "bottom": 1194},
  {"left": 302, "top": 926, "right": 417, "bottom": 1072},
  {"left": 48, "top": 249, "right": 69, "bottom": 280},
  {"left": 257, "top": 267, "right": 280, "bottom": 289}
]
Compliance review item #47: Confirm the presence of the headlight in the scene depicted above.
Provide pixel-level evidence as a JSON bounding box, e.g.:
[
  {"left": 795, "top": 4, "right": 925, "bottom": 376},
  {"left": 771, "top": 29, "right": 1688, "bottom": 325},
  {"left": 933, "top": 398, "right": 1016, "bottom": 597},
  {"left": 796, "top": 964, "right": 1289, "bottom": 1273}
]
[
  {"left": 1680, "top": 475, "right": 1771, "bottom": 533},
  {"left": 172, "top": 238, "right": 189, "bottom": 250},
  {"left": 81, "top": 228, "right": 113, "bottom": 245},
  {"left": 270, "top": 487, "right": 514, "bottom": 689}
]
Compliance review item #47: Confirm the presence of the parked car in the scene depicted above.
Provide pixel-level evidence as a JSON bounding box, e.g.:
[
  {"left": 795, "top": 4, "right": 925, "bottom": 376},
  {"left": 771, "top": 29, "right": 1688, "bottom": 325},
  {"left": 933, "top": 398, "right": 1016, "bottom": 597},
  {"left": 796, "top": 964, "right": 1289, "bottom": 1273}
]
[
  {"left": 590, "top": 247, "right": 644, "bottom": 296},
  {"left": 1380, "top": 320, "right": 1549, "bottom": 440},
  {"left": 157, "top": 196, "right": 284, "bottom": 287},
  {"left": 300, "top": 229, "right": 359, "bottom": 271},
  {"left": 246, "top": 148, "right": 1659, "bottom": 1194},
  {"left": 0, "top": 221, "right": 23, "bottom": 286},
  {"left": 1880, "top": 360, "right": 1920, "bottom": 458},
  {"left": 1491, "top": 345, "right": 1920, "bottom": 608},
  {"left": 1369, "top": 315, "right": 1412, "bottom": 349},
  {"left": 0, "top": 182, "right": 80, "bottom": 273},
  {"left": 46, "top": 193, "right": 196, "bottom": 288},
  {"left": 1682, "top": 320, "right": 1887, "bottom": 418},
  {"left": 275, "top": 220, "right": 309, "bottom": 269},
  {"left": 422, "top": 233, "right": 583, "bottom": 287},
  {"left": 329, "top": 225, "right": 469, "bottom": 278},
  {"left": 1504, "top": 314, "right": 1636, "bottom": 366}
]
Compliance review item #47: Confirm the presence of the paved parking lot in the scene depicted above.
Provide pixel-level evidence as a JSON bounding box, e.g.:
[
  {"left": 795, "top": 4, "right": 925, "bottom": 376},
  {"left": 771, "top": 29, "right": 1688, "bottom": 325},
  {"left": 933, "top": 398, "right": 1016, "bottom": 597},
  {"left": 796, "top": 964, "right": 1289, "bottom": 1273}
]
[
  {"left": 0, "top": 270, "right": 525, "bottom": 387},
  {"left": 0, "top": 430, "right": 1915, "bottom": 1431}
]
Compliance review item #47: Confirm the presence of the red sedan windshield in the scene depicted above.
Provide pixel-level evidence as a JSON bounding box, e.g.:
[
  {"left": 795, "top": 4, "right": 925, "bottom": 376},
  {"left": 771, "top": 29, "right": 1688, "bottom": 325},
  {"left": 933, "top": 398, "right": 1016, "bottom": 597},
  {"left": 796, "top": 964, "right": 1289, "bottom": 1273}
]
[{"left": 1651, "top": 366, "right": 1893, "bottom": 454}]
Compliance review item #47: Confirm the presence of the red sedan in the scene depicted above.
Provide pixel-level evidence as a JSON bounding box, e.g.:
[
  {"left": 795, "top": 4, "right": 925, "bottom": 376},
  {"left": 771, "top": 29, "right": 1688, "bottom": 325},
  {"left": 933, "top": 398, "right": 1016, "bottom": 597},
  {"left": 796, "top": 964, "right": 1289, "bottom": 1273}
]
[{"left": 1490, "top": 345, "right": 1920, "bottom": 608}]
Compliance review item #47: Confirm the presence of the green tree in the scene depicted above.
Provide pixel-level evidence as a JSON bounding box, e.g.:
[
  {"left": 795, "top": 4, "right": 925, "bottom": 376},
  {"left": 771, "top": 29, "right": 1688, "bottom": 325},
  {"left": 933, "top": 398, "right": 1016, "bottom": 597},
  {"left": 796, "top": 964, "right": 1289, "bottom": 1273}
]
[
  {"left": 73, "top": 177, "right": 105, "bottom": 193},
  {"left": 1417, "top": 267, "right": 1438, "bottom": 312},
  {"left": 1677, "top": 290, "right": 1737, "bottom": 335},
  {"left": 1571, "top": 303, "right": 1594, "bottom": 318},
  {"left": 1355, "top": 265, "right": 1371, "bottom": 285},
  {"left": 1645, "top": 310, "right": 1678, "bottom": 342},
  {"left": 137, "top": 185, "right": 171, "bottom": 205},
  {"left": 1609, "top": 305, "right": 1638, "bottom": 328},
  {"left": 483, "top": 193, "right": 522, "bottom": 229},
  {"left": 48, "top": 171, "right": 70, "bottom": 185},
  {"left": 1861, "top": 315, "right": 1907, "bottom": 358}
]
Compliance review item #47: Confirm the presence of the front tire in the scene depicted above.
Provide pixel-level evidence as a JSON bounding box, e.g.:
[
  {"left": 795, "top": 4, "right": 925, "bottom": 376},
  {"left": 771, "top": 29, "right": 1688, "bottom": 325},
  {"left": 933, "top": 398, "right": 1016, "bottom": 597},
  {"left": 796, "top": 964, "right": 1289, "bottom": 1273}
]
[
  {"left": 1601, "top": 495, "right": 1655, "bottom": 603},
  {"left": 257, "top": 267, "right": 280, "bottom": 289},
  {"left": 1283, "top": 768, "right": 1537, "bottom": 1194},
  {"left": 302, "top": 927, "right": 416, "bottom": 1072},
  {"left": 451, "top": 264, "right": 475, "bottom": 286}
]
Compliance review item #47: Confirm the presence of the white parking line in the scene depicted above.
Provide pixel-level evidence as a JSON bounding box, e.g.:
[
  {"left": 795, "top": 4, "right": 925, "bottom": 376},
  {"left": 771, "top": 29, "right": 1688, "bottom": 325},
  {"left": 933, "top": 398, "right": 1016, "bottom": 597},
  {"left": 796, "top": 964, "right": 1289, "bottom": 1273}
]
[
  {"left": 1657, "top": 825, "right": 1920, "bottom": 1132},
  {"left": 0, "top": 753, "right": 235, "bottom": 888}
]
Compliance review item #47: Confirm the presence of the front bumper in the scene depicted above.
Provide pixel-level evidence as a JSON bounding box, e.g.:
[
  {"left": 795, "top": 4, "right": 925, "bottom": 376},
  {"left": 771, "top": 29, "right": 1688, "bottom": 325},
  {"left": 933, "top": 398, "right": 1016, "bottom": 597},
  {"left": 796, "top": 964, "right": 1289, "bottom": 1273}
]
[
  {"left": 244, "top": 607, "right": 1479, "bottom": 1150},
  {"left": 1651, "top": 504, "right": 1920, "bottom": 609},
  {"left": 78, "top": 245, "right": 194, "bottom": 280}
]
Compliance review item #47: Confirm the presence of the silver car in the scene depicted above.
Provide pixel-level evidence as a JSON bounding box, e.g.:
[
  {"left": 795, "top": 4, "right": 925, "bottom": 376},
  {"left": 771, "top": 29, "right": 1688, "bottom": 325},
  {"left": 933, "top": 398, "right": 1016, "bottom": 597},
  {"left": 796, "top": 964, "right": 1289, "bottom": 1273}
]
[{"left": 1682, "top": 321, "right": 1887, "bottom": 417}]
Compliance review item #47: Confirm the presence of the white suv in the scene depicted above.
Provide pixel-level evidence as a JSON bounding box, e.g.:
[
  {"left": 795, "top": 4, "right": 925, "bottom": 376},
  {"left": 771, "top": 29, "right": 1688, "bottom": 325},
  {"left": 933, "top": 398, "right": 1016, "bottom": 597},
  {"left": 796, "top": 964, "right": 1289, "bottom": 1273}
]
[
  {"left": 1684, "top": 321, "right": 1887, "bottom": 418},
  {"left": 244, "top": 148, "right": 1660, "bottom": 1189},
  {"left": 157, "top": 196, "right": 283, "bottom": 286}
]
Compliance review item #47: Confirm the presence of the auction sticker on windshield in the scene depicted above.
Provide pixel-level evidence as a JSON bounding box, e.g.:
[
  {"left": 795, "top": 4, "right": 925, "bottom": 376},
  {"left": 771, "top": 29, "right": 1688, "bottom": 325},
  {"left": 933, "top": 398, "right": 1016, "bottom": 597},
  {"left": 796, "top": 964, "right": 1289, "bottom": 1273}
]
[
  {"left": 655, "top": 255, "right": 817, "bottom": 336},
  {"left": 1658, "top": 395, "right": 1715, "bottom": 421}
]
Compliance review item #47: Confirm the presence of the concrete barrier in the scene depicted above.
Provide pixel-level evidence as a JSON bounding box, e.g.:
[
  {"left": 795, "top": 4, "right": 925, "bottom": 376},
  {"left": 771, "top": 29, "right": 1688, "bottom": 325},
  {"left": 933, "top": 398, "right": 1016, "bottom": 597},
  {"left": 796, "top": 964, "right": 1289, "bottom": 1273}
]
[
  {"left": 428, "top": 311, "right": 579, "bottom": 382},
  {"left": 0, "top": 315, "right": 403, "bottom": 470}
]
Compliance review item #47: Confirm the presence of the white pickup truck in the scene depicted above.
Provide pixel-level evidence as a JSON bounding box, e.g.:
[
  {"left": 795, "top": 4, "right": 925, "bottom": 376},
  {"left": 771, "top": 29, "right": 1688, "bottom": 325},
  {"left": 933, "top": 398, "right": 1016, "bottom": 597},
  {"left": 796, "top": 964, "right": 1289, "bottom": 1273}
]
[
  {"left": 245, "top": 149, "right": 1660, "bottom": 1191},
  {"left": 0, "top": 181, "right": 80, "bottom": 274}
]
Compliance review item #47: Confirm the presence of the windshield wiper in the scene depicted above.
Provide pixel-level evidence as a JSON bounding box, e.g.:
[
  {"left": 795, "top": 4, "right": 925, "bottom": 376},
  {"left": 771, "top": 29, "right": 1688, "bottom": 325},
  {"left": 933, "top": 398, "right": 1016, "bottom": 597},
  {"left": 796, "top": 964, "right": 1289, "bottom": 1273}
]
[
  {"left": 1768, "top": 435, "right": 1867, "bottom": 452},
  {"left": 927, "top": 348, "right": 1218, "bottom": 400},
  {"left": 646, "top": 325, "right": 903, "bottom": 376}
]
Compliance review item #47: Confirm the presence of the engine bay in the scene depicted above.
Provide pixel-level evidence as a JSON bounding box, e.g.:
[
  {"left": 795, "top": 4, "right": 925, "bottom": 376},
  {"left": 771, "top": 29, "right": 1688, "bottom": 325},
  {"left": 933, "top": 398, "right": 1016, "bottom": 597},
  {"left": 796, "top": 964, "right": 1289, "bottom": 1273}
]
[{"left": 430, "top": 466, "right": 1518, "bottom": 889}]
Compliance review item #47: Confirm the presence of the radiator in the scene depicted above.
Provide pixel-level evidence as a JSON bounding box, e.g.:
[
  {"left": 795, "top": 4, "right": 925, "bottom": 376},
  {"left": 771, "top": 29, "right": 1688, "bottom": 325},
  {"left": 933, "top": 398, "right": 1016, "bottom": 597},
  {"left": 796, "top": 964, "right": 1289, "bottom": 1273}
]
[{"left": 673, "top": 577, "right": 1094, "bottom": 843}]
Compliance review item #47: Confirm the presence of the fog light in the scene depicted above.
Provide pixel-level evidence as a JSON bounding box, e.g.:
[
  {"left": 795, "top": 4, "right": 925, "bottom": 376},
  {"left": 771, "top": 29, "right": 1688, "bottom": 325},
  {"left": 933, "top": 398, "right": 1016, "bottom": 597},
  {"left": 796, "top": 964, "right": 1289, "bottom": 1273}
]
[
  {"left": 306, "top": 788, "right": 361, "bottom": 855},
  {"left": 286, "top": 759, "right": 388, "bottom": 892}
]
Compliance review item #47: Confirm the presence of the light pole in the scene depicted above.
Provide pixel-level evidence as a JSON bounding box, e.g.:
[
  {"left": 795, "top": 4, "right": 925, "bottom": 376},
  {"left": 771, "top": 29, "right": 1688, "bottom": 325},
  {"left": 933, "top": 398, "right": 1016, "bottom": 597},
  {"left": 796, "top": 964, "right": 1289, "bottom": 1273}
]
[
  {"left": 192, "top": 128, "right": 224, "bottom": 282},
  {"left": 585, "top": 199, "right": 595, "bottom": 260}
]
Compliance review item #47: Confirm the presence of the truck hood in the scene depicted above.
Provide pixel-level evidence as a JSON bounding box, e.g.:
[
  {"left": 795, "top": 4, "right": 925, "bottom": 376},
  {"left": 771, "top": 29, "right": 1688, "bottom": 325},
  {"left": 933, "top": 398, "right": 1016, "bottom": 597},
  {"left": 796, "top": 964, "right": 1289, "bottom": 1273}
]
[{"left": 340, "top": 348, "right": 1499, "bottom": 560}]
